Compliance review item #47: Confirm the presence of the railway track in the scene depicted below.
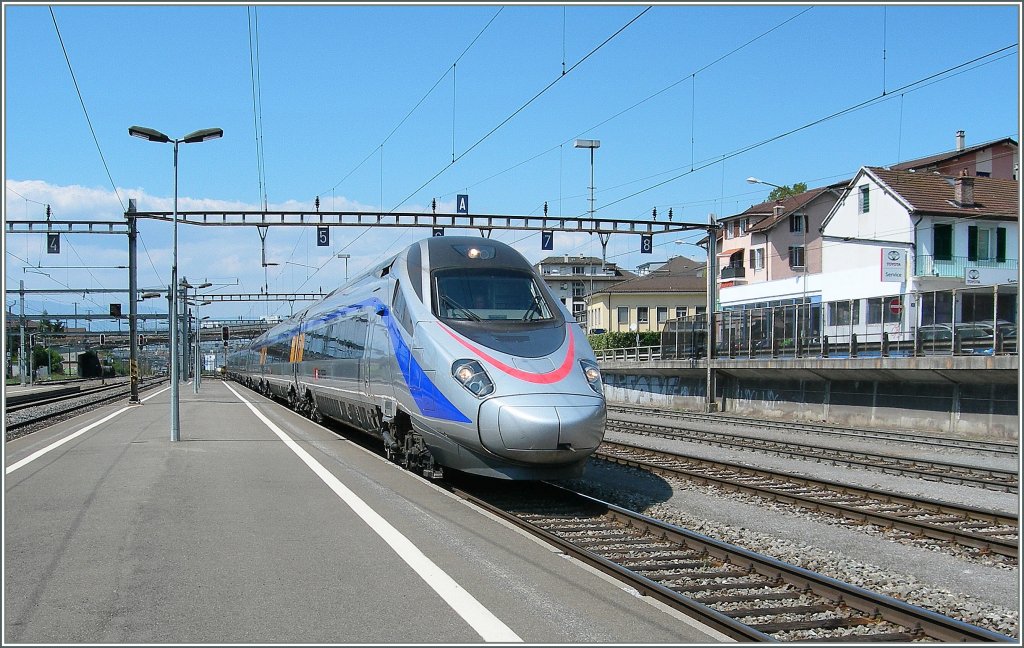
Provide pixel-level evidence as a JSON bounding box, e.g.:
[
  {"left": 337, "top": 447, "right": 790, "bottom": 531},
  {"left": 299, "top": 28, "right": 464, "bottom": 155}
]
[
  {"left": 596, "top": 440, "right": 1018, "bottom": 559},
  {"left": 606, "top": 418, "right": 1019, "bottom": 493},
  {"left": 4, "top": 377, "right": 166, "bottom": 439},
  {"left": 5, "top": 379, "right": 132, "bottom": 413},
  {"left": 609, "top": 405, "right": 1019, "bottom": 457},
  {"left": 450, "top": 480, "right": 1013, "bottom": 642}
]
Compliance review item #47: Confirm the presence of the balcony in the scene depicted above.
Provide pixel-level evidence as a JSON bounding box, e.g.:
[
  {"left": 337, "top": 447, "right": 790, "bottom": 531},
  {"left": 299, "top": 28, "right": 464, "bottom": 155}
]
[
  {"left": 720, "top": 265, "right": 746, "bottom": 280},
  {"left": 915, "top": 255, "right": 1017, "bottom": 278}
]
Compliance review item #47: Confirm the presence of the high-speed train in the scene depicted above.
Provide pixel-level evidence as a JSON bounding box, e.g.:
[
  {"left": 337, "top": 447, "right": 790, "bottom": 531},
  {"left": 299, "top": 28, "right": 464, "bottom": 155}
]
[{"left": 226, "top": 236, "right": 607, "bottom": 480}]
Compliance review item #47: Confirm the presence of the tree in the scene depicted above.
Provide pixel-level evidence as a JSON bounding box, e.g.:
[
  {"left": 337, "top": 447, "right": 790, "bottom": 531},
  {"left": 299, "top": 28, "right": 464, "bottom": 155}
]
[
  {"left": 767, "top": 182, "right": 807, "bottom": 202},
  {"left": 30, "top": 345, "right": 63, "bottom": 377},
  {"left": 37, "top": 310, "right": 65, "bottom": 334}
]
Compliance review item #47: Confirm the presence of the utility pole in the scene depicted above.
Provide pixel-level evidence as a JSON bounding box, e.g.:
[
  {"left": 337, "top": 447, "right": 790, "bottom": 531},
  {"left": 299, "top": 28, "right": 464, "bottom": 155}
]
[
  {"left": 706, "top": 213, "right": 717, "bottom": 413},
  {"left": 19, "top": 280, "right": 26, "bottom": 386},
  {"left": 128, "top": 207, "right": 140, "bottom": 403}
]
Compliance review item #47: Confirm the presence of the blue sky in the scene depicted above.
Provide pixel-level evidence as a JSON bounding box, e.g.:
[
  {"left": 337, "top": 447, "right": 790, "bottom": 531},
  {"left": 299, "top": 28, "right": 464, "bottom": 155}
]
[{"left": 3, "top": 2, "right": 1020, "bottom": 330}]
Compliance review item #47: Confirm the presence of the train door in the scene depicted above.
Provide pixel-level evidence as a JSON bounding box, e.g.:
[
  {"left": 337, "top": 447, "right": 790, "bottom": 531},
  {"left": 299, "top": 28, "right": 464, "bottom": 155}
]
[
  {"left": 290, "top": 316, "right": 306, "bottom": 392},
  {"left": 363, "top": 287, "right": 396, "bottom": 401}
]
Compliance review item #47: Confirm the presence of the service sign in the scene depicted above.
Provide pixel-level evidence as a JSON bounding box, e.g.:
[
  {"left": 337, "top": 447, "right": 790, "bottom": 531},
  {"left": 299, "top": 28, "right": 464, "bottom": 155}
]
[
  {"left": 965, "top": 267, "right": 1018, "bottom": 286},
  {"left": 880, "top": 247, "right": 905, "bottom": 282}
]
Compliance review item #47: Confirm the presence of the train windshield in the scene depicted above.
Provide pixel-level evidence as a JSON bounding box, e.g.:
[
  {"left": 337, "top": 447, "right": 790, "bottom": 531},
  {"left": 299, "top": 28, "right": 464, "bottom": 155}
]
[{"left": 433, "top": 268, "right": 553, "bottom": 322}]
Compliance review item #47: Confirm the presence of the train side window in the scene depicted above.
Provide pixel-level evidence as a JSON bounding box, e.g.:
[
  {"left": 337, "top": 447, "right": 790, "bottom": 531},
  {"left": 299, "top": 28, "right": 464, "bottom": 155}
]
[{"left": 392, "top": 283, "right": 414, "bottom": 333}]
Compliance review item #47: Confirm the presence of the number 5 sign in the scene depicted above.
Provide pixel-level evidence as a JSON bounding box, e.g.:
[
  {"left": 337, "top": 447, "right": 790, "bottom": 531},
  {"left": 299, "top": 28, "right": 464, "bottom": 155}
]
[{"left": 316, "top": 226, "right": 329, "bottom": 247}]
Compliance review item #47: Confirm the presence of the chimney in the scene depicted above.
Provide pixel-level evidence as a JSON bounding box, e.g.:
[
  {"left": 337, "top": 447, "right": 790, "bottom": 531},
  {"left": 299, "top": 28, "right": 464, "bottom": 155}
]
[
  {"left": 956, "top": 129, "right": 965, "bottom": 152},
  {"left": 954, "top": 174, "right": 975, "bottom": 207},
  {"left": 773, "top": 203, "right": 785, "bottom": 218}
]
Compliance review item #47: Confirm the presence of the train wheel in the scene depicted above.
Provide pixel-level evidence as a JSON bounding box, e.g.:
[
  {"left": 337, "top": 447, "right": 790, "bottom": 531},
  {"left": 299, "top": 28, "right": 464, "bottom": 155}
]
[{"left": 303, "top": 393, "right": 322, "bottom": 423}]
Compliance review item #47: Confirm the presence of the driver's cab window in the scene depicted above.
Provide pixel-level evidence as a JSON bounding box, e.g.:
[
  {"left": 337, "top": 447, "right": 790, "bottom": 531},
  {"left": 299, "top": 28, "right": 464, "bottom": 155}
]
[{"left": 433, "top": 268, "right": 553, "bottom": 322}]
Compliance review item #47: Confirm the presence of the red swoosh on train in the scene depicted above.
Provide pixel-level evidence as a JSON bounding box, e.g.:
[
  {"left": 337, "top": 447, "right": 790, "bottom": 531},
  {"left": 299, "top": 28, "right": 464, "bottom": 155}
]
[{"left": 439, "top": 324, "right": 575, "bottom": 384}]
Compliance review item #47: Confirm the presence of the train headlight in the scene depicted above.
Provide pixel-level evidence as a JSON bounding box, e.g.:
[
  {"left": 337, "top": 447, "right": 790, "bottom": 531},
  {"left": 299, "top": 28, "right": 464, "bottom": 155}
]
[
  {"left": 580, "top": 359, "right": 603, "bottom": 395},
  {"left": 452, "top": 359, "right": 494, "bottom": 397}
]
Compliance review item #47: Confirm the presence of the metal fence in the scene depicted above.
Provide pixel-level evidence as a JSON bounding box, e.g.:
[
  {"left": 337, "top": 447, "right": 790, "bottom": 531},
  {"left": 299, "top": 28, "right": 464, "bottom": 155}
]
[{"left": 651, "top": 284, "right": 1017, "bottom": 360}]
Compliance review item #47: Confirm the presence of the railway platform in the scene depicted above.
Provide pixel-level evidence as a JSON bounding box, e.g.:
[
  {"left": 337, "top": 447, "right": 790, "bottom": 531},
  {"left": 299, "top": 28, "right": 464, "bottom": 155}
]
[{"left": 4, "top": 379, "right": 729, "bottom": 644}]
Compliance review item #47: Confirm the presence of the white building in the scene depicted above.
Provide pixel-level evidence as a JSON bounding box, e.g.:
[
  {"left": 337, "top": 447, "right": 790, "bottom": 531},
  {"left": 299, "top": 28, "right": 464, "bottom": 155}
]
[{"left": 819, "top": 166, "right": 1018, "bottom": 333}]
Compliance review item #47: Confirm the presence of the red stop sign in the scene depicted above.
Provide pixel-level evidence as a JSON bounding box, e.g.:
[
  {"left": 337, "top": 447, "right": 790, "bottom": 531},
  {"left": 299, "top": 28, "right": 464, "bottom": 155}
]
[{"left": 889, "top": 299, "right": 903, "bottom": 315}]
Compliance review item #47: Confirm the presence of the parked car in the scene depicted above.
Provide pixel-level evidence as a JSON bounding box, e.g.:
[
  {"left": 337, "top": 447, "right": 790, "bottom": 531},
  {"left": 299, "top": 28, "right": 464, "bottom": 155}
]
[{"left": 917, "top": 323, "right": 997, "bottom": 354}]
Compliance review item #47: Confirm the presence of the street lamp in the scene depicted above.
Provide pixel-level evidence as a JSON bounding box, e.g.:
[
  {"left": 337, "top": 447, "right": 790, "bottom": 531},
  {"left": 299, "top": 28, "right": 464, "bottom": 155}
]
[
  {"left": 575, "top": 139, "right": 602, "bottom": 320},
  {"left": 337, "top": 253, "right": 350, "bottom": 281},
  {"left": 574, "top": 139, "right": 601, "bottom": 221},
  {"left": 748, "top": 175, "right": 810, "bottom": 352},
  {"left": 129, "top": 125, "right": 222, "bottom": 442},
  {"left": 196, "top": 313, "right": 210, "bottom": 391},
  {"left": 746, "top": 176, "right": 782, "bottom": 190},
  {"left": 181, "top": 279, "right": 212, "bottom": 394}
]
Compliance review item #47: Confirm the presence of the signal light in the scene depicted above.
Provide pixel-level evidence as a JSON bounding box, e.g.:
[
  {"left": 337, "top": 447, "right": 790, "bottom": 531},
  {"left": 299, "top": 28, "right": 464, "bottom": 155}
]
[
  {"left": 100, "top": 334, "right": 106, "bottom": 346},
  {"left": 222, "top": 326, "right": 230, "bottom": 341}
]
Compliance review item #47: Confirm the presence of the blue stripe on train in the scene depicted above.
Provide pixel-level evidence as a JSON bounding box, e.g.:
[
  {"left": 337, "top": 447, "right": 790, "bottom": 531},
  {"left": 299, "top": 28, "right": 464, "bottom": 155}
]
[{"left": 267, "top": 297, "right": 469, "bottom": 424}]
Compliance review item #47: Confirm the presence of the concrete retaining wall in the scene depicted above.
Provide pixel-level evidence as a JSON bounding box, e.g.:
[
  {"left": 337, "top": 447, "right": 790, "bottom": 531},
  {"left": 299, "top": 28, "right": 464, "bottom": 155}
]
[{"left": 602, "top": 372, "right": 1019, "bottom": 443}]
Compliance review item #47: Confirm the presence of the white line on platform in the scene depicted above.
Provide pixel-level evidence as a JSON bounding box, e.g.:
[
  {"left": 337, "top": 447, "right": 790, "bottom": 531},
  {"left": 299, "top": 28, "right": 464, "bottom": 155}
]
[
  {"left": 222, "top": 381, "right": 522, "bottom": 643},
  {"left": 5, "top": 385, "right": 172, "bottom": 475}
]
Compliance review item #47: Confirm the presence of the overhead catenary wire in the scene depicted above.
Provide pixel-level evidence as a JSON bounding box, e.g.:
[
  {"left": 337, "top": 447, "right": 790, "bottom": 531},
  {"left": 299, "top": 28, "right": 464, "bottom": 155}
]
[
  {"left": 593, "top": 44, "right": 1018, "bottom": 216},
  {"left": 48, "top": 7, "right": 124, "bottom": 213},
  {"left": 319, "top": 7, "right": 504, "bottom": 198},
  {"left": 389, "top": 6, "right": 653, "bottom": 213},
  {"left": 428, "top": 7, "right": 813, "bottom": 209},
  {"left": 249, "top": 6, "right": 269, "bottom": 212}
]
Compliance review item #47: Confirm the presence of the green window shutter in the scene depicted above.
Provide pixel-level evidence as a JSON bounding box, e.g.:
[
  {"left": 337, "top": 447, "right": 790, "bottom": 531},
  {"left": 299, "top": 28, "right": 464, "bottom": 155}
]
[
  {"left": 967, "top": 226, "right": 978, "bottom": 262},
  {"left": 997, "top": 227, "right": 1007, "bottom": 262},
  {"left": 934, "top": 224, "right": 953, "bottom": 261}
]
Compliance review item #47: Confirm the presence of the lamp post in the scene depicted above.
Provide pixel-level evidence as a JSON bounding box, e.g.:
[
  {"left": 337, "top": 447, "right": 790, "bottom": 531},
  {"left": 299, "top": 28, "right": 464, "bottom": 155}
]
[
  {"left": 575, "top": 139, "right": 602, "bottom": 319},
  {"left": 747, "top": 176, "right": 808, "bottom": 348},
  {"left": 337, "top": 253, "right": 350, "bottom": 281},
  {"left": 130, "top": 125, "right": 223, "bottom": 442},
  {"left": 138, "top": 290, "right": 163, "bottom": 382},
  {"left": 574, "top": 139, "right": 601, "bottom": 221},
  {"left": 196, "top": 313, "right": 210, "bottom": 391},
  {"left": 180, "top": 279, "right": 212, "bottom": 394}
]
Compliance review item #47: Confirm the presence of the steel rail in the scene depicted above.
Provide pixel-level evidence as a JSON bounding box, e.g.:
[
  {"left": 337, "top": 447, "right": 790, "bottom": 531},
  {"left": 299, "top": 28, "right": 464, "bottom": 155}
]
[
  {"left": 6, "top": 380, "right": 131, "bottom": 412},
  {"left": 609, "top": 405, "right": 1019, "bottom": 456},
  {"left": 5, "top": 378, "right": 167, "bottom": 434},
  {"left": 450, "top": 481, "right": 1013, "bottom": 643},
  {"left": 606, "top": 419, "right": 1018, "bottom": 492},
  {"left": 597, "top": 440, "right": 1018, "bottom": 558}
]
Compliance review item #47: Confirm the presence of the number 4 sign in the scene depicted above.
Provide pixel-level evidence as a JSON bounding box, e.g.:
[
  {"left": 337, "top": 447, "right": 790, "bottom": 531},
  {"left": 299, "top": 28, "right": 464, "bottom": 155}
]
[{"left": 46, "top": 233, "right": 60, "bottom": 254}]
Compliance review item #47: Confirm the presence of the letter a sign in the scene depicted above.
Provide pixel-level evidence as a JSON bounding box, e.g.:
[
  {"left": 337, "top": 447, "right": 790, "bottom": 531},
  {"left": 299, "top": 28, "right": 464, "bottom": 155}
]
[
  {"left": 47, "top": 233, "right": 60, "bottom": 254},
  {"left": 456, "top": 194, "right": 469, "bottom": 214}
]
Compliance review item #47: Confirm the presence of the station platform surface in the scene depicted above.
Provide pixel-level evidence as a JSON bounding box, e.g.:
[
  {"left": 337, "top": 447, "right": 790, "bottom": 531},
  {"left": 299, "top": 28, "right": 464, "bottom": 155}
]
[{"left": 4, "top": 379, "right": 729, "bottom": 644}]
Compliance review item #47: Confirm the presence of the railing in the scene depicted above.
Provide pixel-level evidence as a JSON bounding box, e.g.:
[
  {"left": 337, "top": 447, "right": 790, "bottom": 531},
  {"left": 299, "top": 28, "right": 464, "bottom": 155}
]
[
  {"left": 720, "top": 265, "right": 746, "bottom": 279},
  {"left": 594, "top": 346, "right": 662, "bottom": 362},
  {"left": 915, "top": 255, "right": 1017, "bottom": 278},
  {"left": 649, "top": 285, "right": 1018, "bottom": 360}
]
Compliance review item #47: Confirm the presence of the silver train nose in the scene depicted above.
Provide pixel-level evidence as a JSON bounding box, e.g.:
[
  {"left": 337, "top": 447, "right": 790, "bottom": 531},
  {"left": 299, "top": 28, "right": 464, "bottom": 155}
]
[{"left": 477, "top": 394, "right": 606, "bottom": 464}]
